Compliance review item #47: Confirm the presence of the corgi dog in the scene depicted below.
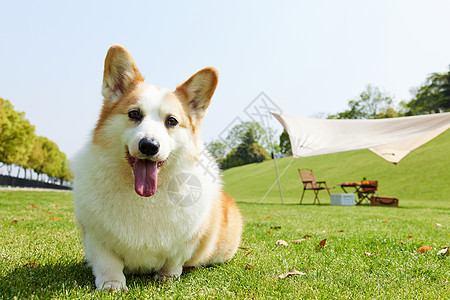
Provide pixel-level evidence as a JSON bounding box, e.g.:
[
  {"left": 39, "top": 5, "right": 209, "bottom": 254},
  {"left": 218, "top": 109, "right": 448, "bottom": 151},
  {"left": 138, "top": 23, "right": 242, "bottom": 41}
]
[{"left": 72, "top": 45, "right": 243, "bottom": 291}]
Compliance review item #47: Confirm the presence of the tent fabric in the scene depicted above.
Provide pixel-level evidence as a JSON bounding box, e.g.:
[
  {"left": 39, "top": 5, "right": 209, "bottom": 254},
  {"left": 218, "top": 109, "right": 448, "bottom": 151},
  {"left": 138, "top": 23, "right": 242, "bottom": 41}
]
[{"left": 273, "top": 112, "right": 450, "bottom": 164}]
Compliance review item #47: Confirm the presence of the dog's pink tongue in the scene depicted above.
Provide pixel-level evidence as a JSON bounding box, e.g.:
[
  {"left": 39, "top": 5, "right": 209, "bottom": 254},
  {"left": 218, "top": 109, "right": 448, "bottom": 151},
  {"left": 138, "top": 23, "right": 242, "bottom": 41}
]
[{"left": 133, "top": 159, "right": 158, "bottom": 197}]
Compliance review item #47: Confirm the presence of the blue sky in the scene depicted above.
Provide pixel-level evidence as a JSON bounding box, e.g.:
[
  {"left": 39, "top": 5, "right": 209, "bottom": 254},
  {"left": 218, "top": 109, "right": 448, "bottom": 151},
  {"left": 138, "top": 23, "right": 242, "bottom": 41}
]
[{"left": 1, "top": 0, "right": 450, "bottom": 157}]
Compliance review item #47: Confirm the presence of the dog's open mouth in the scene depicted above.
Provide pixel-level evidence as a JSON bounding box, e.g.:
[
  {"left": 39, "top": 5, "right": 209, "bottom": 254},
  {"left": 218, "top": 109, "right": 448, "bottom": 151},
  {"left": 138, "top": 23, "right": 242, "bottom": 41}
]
[{"left": 126, "top": 149, "right": 165, "bottom": 197}]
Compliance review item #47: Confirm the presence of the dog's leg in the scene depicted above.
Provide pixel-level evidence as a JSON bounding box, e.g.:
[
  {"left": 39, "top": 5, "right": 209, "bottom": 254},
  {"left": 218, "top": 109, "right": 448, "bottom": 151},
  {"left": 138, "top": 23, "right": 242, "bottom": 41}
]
[
  {"left": 84, "top": 234, "right": 127, "bottom": 291},
  {"left": 153, "top": 255, "right": 186, "bottom": 281}
]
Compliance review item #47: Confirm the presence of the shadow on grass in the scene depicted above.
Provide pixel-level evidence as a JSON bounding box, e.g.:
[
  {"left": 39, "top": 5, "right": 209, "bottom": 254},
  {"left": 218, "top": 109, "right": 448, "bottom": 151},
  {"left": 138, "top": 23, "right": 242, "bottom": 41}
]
[
  {"left": 0, "top": 261, "right": 95, "bottom": 298},
  {"left": 1, "top": 261, "right": 210, "bottom": 297}
]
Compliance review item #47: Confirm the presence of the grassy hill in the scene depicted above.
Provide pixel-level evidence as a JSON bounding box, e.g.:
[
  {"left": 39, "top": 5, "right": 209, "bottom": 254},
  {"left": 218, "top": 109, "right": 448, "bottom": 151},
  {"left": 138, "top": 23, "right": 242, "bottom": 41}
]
[{"left": 222, "top": 129, "right": 450, "bottom": 208}]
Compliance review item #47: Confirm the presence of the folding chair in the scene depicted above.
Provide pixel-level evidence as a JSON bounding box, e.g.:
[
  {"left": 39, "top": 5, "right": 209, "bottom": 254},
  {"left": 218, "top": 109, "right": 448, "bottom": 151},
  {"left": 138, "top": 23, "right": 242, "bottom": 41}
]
[{"left": 298, "top": 169, "right": 334, "bottom": 204}]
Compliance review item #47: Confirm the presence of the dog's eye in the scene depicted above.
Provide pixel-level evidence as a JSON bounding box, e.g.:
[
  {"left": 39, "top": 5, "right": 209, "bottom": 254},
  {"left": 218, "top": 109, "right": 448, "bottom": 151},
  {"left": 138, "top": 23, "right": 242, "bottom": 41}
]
[
  {"left": 165, "top": 116, "right": 178, "bottom": 127},
  {"left": 128, "top": 109, "right": 142, "bottom": 121}
]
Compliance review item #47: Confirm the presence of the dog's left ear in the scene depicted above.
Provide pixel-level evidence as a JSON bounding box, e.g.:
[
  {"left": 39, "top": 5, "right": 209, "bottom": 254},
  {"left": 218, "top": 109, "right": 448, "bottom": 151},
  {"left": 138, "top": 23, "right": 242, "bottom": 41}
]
[{"left": 175, "top": 68, "right": 218, "bottom": 119}]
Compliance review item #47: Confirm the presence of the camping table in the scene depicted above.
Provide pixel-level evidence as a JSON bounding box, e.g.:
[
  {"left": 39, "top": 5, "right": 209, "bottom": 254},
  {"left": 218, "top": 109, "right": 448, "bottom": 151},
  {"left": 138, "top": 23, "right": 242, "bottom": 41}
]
[{"left": 340, "top": 183, "right": 378, "bottom": 205}]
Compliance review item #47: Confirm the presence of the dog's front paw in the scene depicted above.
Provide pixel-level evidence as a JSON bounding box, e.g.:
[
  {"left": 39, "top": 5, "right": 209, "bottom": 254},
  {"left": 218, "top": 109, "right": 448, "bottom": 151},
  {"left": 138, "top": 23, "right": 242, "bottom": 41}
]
[
  {"left": 154, "top": 267, "right": 182, "bottom": 281},
  {"left": 97, "top": 280, "right": 128, "bottom": 292}
]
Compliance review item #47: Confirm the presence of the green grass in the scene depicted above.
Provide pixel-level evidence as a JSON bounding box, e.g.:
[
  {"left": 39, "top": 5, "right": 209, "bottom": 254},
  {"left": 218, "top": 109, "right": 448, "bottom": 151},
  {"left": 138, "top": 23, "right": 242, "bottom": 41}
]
[
  {"left": 0, "top": 131, "right": 449, "bottom": 298},
  {"left": 0, "top": 191, "right": 448, "bottom": 299}
]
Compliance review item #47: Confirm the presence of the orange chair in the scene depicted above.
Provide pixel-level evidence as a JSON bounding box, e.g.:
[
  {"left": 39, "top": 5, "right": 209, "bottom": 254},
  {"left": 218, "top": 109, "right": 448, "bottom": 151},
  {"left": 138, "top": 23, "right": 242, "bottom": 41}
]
[{"left": 298, "top": 169, "right": 334, "bottom": 204}]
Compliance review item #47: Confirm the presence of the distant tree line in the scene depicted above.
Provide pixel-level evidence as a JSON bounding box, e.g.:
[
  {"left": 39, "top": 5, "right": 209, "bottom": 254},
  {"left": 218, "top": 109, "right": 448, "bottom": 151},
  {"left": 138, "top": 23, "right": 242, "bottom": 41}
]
[
  {"left": 328, "top": 66, "right": 450, "bottom": 119},
  {"left": 0, "top": 98, "right": 72, "bottom": 183},
  {"left": 209, "top": 66, "right": 450, "bottom": 169}
]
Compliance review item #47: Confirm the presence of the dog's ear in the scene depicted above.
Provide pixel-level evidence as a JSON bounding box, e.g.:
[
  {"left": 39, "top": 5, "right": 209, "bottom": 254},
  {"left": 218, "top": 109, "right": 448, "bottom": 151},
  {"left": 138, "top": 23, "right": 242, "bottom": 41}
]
[
  {"left": 175, "top": 68, "right": 218, "bottom": 119},
  {"left": 102, "top": 45, "right": 144, "bottom": 102}
]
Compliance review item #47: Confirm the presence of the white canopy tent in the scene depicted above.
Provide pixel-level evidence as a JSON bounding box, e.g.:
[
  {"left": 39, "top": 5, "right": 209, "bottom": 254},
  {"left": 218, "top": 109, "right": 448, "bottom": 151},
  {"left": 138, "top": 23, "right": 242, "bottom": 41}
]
[
  {"left": 273, "top": 112, "right": 450, "bottom": 164},
  {"left": 259, "top": 112, "right": 450, "bottom": 203}
]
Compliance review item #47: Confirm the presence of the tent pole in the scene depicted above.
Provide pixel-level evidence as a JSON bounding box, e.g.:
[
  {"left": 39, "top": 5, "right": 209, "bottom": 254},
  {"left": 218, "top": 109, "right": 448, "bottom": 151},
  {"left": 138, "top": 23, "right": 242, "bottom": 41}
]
[
  {"left": 265, "top": 111, "right": 283, "bottom": 204},
  {"left": 272, "top": 153, "right": 283, "bottom": 204}
]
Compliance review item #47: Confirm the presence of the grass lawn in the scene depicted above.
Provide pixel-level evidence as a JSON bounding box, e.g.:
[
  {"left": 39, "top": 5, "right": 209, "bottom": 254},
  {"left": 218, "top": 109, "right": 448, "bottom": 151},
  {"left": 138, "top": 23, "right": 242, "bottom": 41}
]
[{"left": 0, "top": 190, "right": 448, "bottom": 299}]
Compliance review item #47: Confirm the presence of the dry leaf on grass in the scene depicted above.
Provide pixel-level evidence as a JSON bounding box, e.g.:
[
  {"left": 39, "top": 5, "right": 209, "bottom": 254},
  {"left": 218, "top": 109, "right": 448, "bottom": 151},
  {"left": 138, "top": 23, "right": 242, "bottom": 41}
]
[
  {"left": 408, "top": 235, "right": 413, "bottom": 238},
  {"left": 276, "top": 240, "right": 289, "bottom": 246},
  {"left": 383, "top": 219, "right": 388, "bottom": 223},
  {"left": 277, "top": 270, "right": 306, "bottom": 279},
  {"left": 303, "top": 234, "right": 312, "bottom": 238},
  {"left": 22, "top": 262, "right": 39, "bottom": 268},
  {"left": 437, "top": 247, "right": 449, "bottom": 256},
  {"left": 291, "top": 239, "right": 306, "bottom": 243},
  {"left": 30, "top": 204, "right": 38, "bottom": 208},
  {"left": 317, "top": 239, "right": 327, "bottom": 248},
  {"left": 418, "top": 246, "right": 433, "bottom": 253}
]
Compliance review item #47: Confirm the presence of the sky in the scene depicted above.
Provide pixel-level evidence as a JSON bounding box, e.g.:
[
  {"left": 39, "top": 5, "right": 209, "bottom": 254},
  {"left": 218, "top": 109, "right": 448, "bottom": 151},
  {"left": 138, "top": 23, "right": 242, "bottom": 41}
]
[{"left": 1, "top": 0, "right": 450, "bottom": 157}]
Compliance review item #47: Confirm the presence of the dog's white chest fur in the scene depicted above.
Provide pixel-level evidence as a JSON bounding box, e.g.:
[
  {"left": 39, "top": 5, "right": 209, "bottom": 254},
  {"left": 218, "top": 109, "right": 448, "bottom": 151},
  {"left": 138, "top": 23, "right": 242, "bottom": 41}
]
[{"left": 73, "top": 144, "right": 220, "bottom": 273}]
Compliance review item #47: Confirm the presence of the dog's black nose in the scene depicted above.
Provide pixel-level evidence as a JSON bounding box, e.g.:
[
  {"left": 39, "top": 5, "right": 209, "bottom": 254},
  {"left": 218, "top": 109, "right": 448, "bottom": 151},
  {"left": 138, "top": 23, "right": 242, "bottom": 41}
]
[{"left": 139, "top": 138, "right": 160, "bottom": 156}]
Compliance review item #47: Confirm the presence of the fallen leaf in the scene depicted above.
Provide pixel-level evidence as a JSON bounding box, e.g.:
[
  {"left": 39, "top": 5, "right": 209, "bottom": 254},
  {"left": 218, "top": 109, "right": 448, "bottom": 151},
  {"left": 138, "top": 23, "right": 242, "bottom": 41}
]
[
  {"left": 408, "top": 235, "right": 413, "bottom": 238},
  {"left": 373, "top": 216, "right": 377, "bottom": 218},
  {"left": 291, "top": 239, "right": 306, "bottom": 243},
  {"left": 30, "top": 204, "right": 38, "bottom": 208},
  {"left": 49, "top": 217, "right": 59, "bottom": 220},
  {"left": 276, "top": 240, "right": 289, "bottom": 246},
  {"left": 12, "top": 220, "right": 18, "bottom": 224},
  {"left": 270, "top": 226, "right": 281, "bottom": 230},
  {"left": 437, "top": 247, "right": 449, "bottom": 256},
  {"left": 303, "top": 234, "right": 312, "bottom": 238},
  {"left": 418, "top": 246, "right": 433, "bottom": 253},
  {"left": 278, "top": 270, "right": 306, "bottom": 279},
  {"left": 50, "top": 204, "right": 58, "bottom": 208},
  {"left": 383, "top": 219, "right": 388, "bottom": 223},
  {"left": 317, "top": 239, "right": 327, "bottom": 248},
  {"left": 22, "top": 262, "right": 39, "bottom": 268},
  {"left": 399, "top": 241, "right": 405, "bottom": 245},
  {"left": 257, "top": 224, "right": 261, "bottom": 227},
  {"left": 338, "top": 230, "right": 344, "bottom": 232},
  {"left": 266, "top": 231, "right": 272, "bottom": 234}
]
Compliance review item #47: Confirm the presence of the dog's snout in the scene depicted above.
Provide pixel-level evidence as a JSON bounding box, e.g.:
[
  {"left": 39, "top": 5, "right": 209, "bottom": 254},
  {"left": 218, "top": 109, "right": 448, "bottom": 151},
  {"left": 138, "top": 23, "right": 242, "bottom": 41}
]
[{"left": 139, "top": 138, "right": 160, "bottom": 156}]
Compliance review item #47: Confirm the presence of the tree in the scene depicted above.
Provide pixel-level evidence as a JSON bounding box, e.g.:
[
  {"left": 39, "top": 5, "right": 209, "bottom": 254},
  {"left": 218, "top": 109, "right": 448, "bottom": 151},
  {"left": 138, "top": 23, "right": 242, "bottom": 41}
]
[
  {"left": 0, "top": 98, "right": 35, "bottom": 174},
  {"left": 221, "top": 129, "right": 270, "bottom": 170},
  {"left": 279, "top": 130, "right": 292, "bottom": 156},
  {"left": 206, "top": 140, "right": 228, "bottom": 161},
  {"left": 40, "top": 138, "right": 63, "bottom": 181},
  {"left": 224, "top": 121, "right": 280, "bottom": 156},
  {"left": 407, "top": 69, "right": 450, "bottom": 114},
  {"left": 328, "top": 85, "right": 395, "bottom": 119},
  {"left": 26, "top": 136, "right": 46, "bottom": 179}
]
